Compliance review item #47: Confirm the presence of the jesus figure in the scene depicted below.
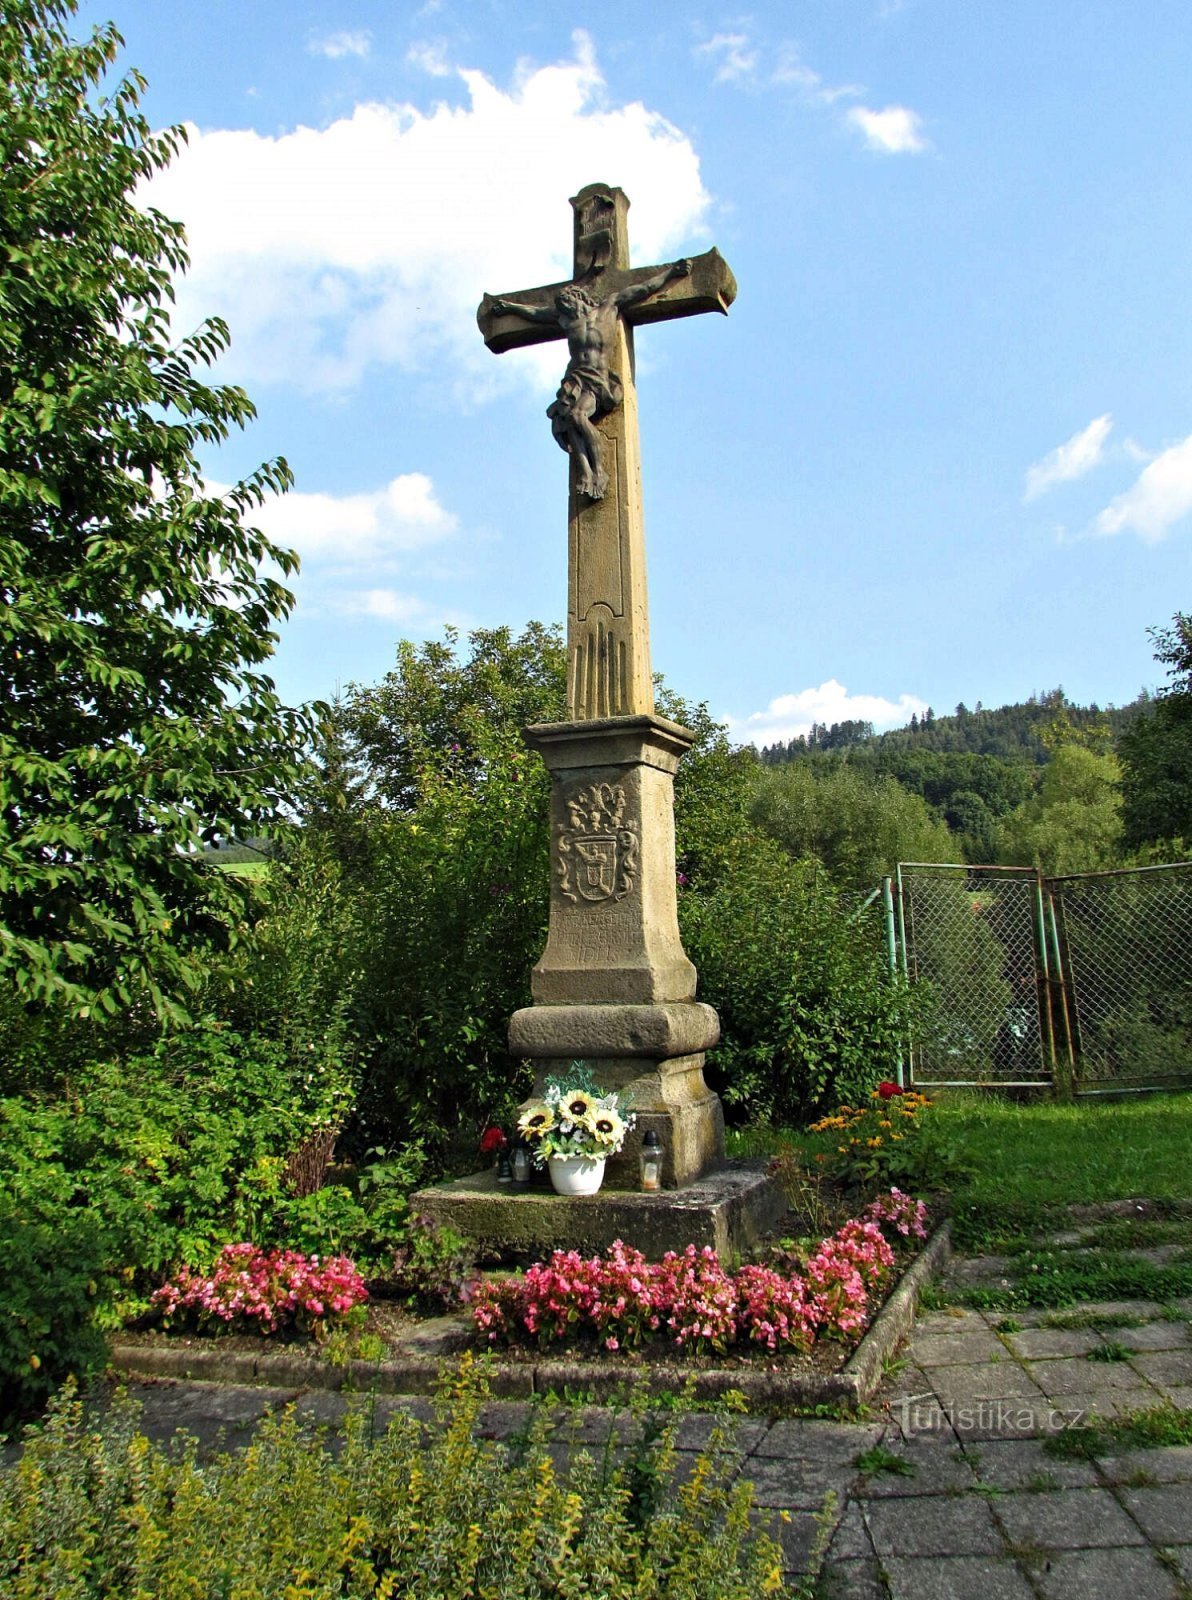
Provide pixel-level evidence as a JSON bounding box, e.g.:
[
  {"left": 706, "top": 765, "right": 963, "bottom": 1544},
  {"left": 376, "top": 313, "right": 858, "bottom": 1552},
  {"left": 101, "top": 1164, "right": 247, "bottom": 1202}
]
[{"left": 487, "top": 258, "right": 691, "bottom": 500}]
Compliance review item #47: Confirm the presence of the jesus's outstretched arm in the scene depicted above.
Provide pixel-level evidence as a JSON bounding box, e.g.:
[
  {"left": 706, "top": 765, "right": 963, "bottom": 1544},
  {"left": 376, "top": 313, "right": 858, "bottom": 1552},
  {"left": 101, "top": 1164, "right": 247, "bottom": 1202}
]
[
  {"left": 485, "top": 295, "right": 559, "bottom": 324},
  {"left": 612, "top": 258, "right": 691, "bottom": 312}
]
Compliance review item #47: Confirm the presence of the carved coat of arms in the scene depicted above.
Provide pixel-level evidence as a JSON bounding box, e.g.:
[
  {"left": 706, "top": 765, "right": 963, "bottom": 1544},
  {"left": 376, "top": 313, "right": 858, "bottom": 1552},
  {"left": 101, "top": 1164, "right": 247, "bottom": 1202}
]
[{"left": 557, "top": 782, "right": 639, "bottom": 904}]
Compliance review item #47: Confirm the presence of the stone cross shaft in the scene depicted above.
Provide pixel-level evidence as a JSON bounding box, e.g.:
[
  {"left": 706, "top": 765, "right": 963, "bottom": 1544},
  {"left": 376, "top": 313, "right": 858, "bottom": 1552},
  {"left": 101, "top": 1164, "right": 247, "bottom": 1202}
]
[{"left": 478, "top": 183, "right": 736, "bottom": 721}]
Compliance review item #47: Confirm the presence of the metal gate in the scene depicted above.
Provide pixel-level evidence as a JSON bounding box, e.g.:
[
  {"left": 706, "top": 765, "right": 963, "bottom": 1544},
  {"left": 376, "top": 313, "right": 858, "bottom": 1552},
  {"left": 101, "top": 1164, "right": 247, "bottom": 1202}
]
[{"left": 894, "top": 862, "right": 1192, "bottom": 1094}]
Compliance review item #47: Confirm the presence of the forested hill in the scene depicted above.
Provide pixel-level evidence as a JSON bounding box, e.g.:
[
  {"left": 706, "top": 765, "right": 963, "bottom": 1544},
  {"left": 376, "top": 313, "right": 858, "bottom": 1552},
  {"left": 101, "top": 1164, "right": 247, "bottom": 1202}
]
[
  {"left": 758, "top": 690, "right": 1144, "bottom": 768},
  {"left": 752, "top": 689, "right": 1150, "bottom": 869}
]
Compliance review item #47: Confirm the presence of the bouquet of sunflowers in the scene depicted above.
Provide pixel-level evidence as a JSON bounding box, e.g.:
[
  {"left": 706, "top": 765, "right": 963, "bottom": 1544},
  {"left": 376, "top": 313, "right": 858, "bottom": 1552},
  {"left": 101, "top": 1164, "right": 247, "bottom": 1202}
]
[{"left": 517, "top": 1066, "right": 635, "bottom": 1167}]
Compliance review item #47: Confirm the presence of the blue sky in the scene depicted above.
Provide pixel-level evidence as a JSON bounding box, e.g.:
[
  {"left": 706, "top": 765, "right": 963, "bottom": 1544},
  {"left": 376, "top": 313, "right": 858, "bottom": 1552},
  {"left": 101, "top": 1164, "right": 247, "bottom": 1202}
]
[{"left": 77, "top": 0, "right": 1192, "bottom": 744}]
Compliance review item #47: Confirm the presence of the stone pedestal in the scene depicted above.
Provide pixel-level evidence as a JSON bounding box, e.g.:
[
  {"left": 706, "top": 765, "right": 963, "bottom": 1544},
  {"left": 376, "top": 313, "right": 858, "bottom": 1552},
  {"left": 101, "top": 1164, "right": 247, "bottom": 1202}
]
[
  {"left": 413, "top": 1162, "right": 786, "bottom": 1265},
  {"left": 508, "top": 713, "right": 724, "bottom": 1189}
]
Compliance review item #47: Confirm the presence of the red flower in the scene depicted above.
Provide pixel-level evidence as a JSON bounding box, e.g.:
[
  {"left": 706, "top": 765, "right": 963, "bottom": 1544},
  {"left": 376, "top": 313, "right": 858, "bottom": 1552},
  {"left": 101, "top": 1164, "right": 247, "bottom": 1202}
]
[
  {"left": 876, "top": 1081, "right": 903, "bottom": 1099},
  {"left": 479, "top": 1125, "right": 508, "bottom": 1155}
]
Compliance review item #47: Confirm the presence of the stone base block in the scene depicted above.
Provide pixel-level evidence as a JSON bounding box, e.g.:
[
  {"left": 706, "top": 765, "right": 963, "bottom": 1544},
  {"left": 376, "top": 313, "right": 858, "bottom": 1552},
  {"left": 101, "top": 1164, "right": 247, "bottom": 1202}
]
[
  {"left": 509, "top": 1001, "right": 719, "bottom": 1060},
  {"left": 412, "top": 1160, "right": 787, "bottom": 1265},
  {"left": 604, "top": 1093, "right": 725, "bottom": 1190}
]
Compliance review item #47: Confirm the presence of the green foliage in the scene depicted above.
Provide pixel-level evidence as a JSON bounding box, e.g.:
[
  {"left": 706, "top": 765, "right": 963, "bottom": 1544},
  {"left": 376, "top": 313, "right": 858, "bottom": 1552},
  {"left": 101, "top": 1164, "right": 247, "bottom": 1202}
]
[
  {"left": 680, "top": 841, "right": 925, "bottom": 1122},
  {"left": 1119, "top": 613, "right": 1192, "bottom": 851},
  {"left": 0, "top": 1367, "right": 789, "bottom": 1598},
  {"left": 0, "top": 0, "right": 318, "bottom": 1021},
  {"left": 996, "top": 743, "right": 1125, "bottom": 874},
  {"left": 805, "top": 1091, "right": 973, "bottom": 1195},
  {"left": 751, "top": 761, "right": 954, "bottom": 889},
  {"left": 854, "top": 1444, "right": 916, "bottom": 1477},
  {"left": 0, "top": 1023, "right": 353, "bottom": 1415},
  {"left": 1044, "top": 1402, "right": 1192, "bottom": 1461},
  {"left": 759, "top": 688, "right": 1138, "bottom": 768},
  {"left": 306, "top": 625, "right": 561, "bottom": 1150},
  {"left": 386, "top": 1212, "right": 478, "bottom": 1310}
]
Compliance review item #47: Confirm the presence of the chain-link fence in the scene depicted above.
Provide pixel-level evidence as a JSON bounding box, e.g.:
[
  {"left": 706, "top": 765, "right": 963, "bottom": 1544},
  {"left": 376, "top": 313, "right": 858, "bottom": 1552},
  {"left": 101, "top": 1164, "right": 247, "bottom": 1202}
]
[
  {"left": 894, "top": 861, "right": 1192, "bottom": 1093},
  {"left": 1052, "top": 865, "right": 1192, "bottom": 1089},
  {"left": 895, "top": 865, "right": 1050, "bottom": 1086}
]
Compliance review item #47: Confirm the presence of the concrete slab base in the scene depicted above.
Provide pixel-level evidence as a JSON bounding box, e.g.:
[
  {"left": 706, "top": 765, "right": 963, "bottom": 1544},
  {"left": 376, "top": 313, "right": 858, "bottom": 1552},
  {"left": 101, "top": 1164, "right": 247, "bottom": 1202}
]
[{"left": 411, "top": 1158, "right": 786, "bottom": 1263}]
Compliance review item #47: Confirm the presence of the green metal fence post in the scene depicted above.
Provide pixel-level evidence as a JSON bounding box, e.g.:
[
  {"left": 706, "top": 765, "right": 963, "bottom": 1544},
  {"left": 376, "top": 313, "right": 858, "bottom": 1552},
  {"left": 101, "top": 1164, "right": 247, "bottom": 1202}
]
[{"left": 1034, "top": 870, "right": 1060, "bottom": 1093}]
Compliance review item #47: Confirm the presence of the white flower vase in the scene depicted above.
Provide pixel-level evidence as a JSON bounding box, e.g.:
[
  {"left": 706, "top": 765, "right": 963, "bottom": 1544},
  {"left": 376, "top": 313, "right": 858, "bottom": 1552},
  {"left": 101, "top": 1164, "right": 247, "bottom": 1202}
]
[{"left": 548, "top": 1154, "right": 607, "bottom": 1196}]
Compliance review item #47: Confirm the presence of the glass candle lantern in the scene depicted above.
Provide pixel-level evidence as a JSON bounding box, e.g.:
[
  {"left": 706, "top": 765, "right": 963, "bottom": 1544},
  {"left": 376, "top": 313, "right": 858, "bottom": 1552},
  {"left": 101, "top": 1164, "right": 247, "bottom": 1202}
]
[
  {"left": 639, "top": 1130, "right": 663, "bottom": 1192},
  {"left": 510, "top": 1138, "right": 532, "bottom": 1185}
]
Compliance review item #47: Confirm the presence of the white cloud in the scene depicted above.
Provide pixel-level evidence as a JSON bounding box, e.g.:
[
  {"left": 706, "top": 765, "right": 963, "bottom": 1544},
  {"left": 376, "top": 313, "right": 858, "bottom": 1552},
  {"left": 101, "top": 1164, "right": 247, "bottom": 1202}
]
[
  {"left": 723, "top": 680, "right": 928, "bottom": 748},
  {"left": 331, "top": 588, "right": 441, "bottom": 621},
  {"left": 243, "top": 472, "right": 457, "bottom": 564},
  {"left": 1093, "top": 432, "right": 1192, "bottom": 544},
  {"left": 143, "top": 33, "right": 709, "bottom": 395},
  {"left": 307, "top": 29, "right": 372, "bottom": 60},
  {"left": 695, "top": 33, "right": 759, "bottom": 83},
  {"left": 695, "top": 31, "right": 921, "bottom": 152},
  {"left": 846, "top": 104, "right": 929, "bottom": 154},
  {"left": 1024, "top": 413, "right": 1113, "bottom": 501},
  {"left": 407, "top": 39, "right": 452, "bottom": 76},
  {"left": 771, "top": 46, "right": 861, "bottom": 104}
]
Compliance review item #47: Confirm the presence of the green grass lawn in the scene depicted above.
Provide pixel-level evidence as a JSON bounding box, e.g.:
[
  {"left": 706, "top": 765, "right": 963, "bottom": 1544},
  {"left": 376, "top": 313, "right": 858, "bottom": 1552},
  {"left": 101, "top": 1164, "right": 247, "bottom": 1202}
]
[
  {"left": 933, "top": 1090, "right": 1192, "bottom": 1210},
  {"left": 732, "top": 1089, "right": 1192, "bottom": 1272}
]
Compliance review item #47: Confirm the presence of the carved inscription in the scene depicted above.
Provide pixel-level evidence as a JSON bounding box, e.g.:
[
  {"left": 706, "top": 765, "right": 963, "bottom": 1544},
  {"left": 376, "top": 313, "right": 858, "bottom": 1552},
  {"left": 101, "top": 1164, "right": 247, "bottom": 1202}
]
[{"left": 557, "top": 782, "right": 639, "bottom": 905}]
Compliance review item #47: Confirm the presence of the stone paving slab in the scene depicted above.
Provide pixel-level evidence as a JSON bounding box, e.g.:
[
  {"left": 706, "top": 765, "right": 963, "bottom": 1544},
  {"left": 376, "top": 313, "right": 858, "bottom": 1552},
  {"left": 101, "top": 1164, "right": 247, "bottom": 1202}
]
[
  {"left": 1025, "top": 1355, "right": 1163, "bottom": 1395},
  {"left": 926, "top": 1369, "right": 1049, "bottom": 1410},
  {"left": 879, "top": 1554, "right": 1037, "bottom": 1600},
  {"left": 827, "top": 1502, "right": 878, "bottom": 1562},
  {"left": 915, "top": 1308, "right": 991, "bottom": 1336},
  {"left": 1130, "top": 1348, "right": 1192, "bottom": 1387},
  {"left": 1097, "top": 1443, "right": 1192, "bottom": 1484},
  {"left": 855, "top": 1435, "right": 977, "bottom": 1498},
  {"left": 739, "top": 1449, "right": 861, "bottom": 1511},
  {"left": 910, "top": 1330, "right": 1006, "bottom": 1366},
  {"left": 1032, "top": 1546, "right": 1183, "bottom": 1600},
  {"left": 1116, "top": 1482, "right": 1192, "bottom": 1544},
  {"left": 818, "top": 1557, "right": 888, "bottom": 1598},
  {"left": 862, "top": 1494, "right": 1006, "bottom": 1558},
  {"left": 993, "top": 1485, "right": 1148, "bottom": 1549},
  {"left": 963, "top": 1437, "right": 1100, "bottom": 1490},
  {"left": 1110, "top": 1321, "right": 1192, "bottom": 1352},
  {"left": 1003, "top": 1327, "right": 1104, "bottom": 1359}
]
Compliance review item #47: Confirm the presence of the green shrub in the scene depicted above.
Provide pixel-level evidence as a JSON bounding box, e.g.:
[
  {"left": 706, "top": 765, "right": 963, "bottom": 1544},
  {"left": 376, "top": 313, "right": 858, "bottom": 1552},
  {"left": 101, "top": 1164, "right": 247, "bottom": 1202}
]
[
  {"left": 805, "top": 1091, "right": 974, "bottom": 1196},
  {"left": 681, "top": 841, "right": 926, "bottom": 1123},
  {"left": 0, "top": 1364, "right": 789, "bottom": 1597},
  {"left": 0, "top": 1023, "right": 353, "bottom": 1415}
]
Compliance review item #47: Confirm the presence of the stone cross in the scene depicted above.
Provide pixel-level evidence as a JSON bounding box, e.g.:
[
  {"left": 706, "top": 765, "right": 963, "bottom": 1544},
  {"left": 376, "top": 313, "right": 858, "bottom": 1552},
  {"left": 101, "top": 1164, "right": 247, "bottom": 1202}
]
[{"left": 478, "top": 183, "right": 736, "bottom": 721}]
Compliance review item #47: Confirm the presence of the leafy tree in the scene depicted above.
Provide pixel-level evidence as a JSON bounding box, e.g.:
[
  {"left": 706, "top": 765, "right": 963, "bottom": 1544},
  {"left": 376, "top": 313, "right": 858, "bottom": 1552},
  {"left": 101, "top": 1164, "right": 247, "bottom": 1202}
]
[
  {"left": 0, "top": 1, "right": 315, "bottom": 1019},
  {"left": 996, "top": 744, "right": 1124, "bottom": 876},
  {"left": 750, "top": 760, "right": 955, "bottom": 889},
  {"left": 1119, "top": 613, "right": 1192, "bottom": 851}
]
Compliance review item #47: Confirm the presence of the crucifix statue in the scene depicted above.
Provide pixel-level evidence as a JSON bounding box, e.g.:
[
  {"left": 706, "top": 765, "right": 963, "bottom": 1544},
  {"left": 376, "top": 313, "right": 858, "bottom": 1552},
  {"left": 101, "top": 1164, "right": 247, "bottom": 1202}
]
[
  {"left": 478, "top": 183, "right": 736, "bottom": 721},
  {"left": 473, "top": 185, "right": 736, "bottom": 1192}
]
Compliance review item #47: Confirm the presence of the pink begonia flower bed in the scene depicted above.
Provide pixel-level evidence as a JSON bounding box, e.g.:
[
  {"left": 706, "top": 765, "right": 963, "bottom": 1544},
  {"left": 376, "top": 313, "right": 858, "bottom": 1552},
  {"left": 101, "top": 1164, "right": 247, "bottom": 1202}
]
[
  {"left": 152, "top": 1244, "right": 368, "bottom": 1335},
  {"left": 471, "top": 1188, "right": 928, "bottom": 1356}
]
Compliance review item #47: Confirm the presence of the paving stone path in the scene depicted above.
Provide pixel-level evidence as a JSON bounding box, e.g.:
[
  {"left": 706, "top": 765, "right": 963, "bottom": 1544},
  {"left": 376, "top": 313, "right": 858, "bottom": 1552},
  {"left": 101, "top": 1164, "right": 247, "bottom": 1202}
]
[{"left": 45, "top": 1240, "right": 1192, "bottom": 1598}]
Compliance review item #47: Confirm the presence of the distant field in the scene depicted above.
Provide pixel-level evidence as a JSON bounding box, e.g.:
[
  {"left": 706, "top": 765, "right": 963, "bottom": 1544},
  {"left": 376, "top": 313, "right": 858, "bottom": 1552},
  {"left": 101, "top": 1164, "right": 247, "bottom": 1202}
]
[{"left": 214, "top": 861, "right": 270, "bottom": 878}]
